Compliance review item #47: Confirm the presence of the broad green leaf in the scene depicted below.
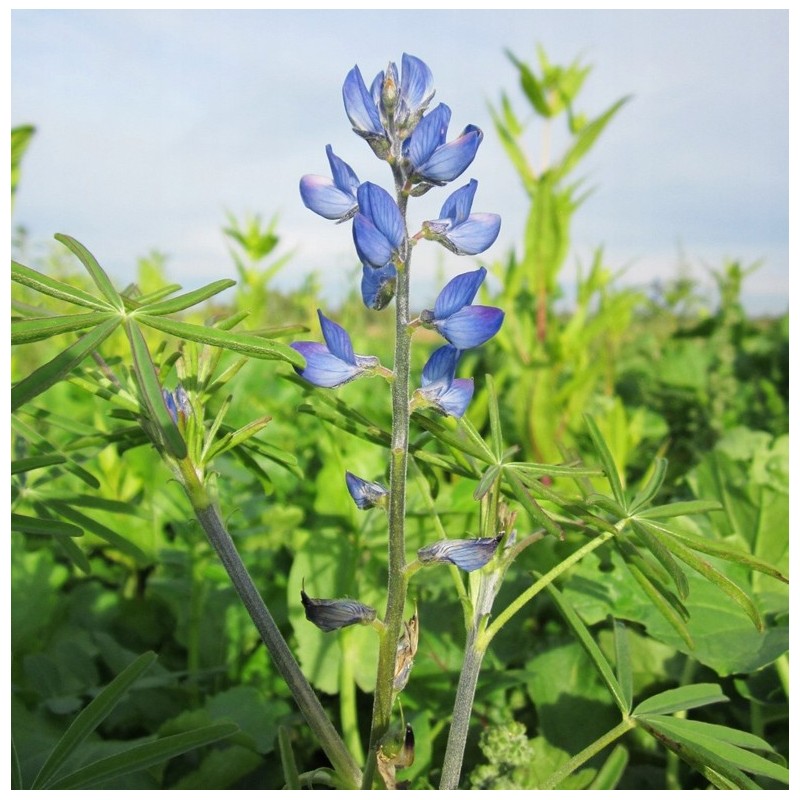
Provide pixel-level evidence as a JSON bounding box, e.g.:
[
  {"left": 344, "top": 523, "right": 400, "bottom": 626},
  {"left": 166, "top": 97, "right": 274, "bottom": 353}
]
[
  {"left": 544, "top": 581, "right": 629, "bottom": 715},
  {"left": 47, "top": 723, "right": 239, "bottom": 789},
  {"left": 135, "top": 279, "right": 236, "bottom": 315},
  {"left": 633, "top": 683, "right": 728, "bottom": 717},
  {"left": 635, "top": 500, "right": 723, "bottom": 520},
  {"left": 11, "top": 513, "right": 82, "bottom": 537},
  {"left": 583, "top": 413, "right": 626, "bottom": 507},
  {"left": 12, "top": 311, "right": 117, "bottom": 345},
  {"left": 32, "top": 651, "right": 157, "bottom": 788},
  {"left": 11, "top": 316, "right": 121, "bottom": 411},
  {"left": 640, "top": 716, "right": 788, "bottom": 784},
  {"left": 627, "top": 457, "right": 668, "bottom": 515},
  {"left": 11, "top": 454, "right": 66, "bottom": 473},
  {"left": 588, "top": 745, "right": 628, "bottom": 790},
  {"left": 631, "top": 520, "right": 689, "bottom": 600},
  {"left": 54, "top": 234, "right": 124, "bottom": 311},
  {"left": 12, "top": 260, "right": 113, "bottom": 311},
  {"left": 125, "top": 320, "right": 187, "bottom": 460},
  {"left": 137, "top": 313, "right": 304, "bottom": 366},
  {"left": 613, "top": 619, "right": 633, "bottom": 714}
]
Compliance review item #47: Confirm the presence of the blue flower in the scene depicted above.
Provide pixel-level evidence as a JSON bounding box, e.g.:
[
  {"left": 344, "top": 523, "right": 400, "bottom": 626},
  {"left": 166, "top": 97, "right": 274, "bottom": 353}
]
[
  {"left": 413, "top": 344, "right": 474, "bottom": 418},
  {"left": 389, "top": 53, "right": 435, "bottom": 133},
  {"left": 352, "top": 182, "right": 405, "bottom": 268},
  {"left": 342, "top": 63, "right": 385, "bottom": 141},
  {"left": 299, "top": 145, "right": 360, "bottom": 222},
  {"left": 422, "top": 180, "right": 501, "bottom": 255},
  {"left": 361, "top": 263, "right": 397, "bottom": 310},
  {"left": 162, "top": 385, "right": 191, "bottom": 424},
  {"left": 345, "top": 471, "right": 388, "bottom": 510},
  {"left": 421, "top": 267, "right": 504, "bottom": 349},
  {"left": 291, "top": 310, "right": 378, "bottom": 388},
  {"left": 301, "top": 584, "right": 377, "bottom": 632},
  {"left": 405, "top": 104, "right": 483, "bottom": 185},
  {"left": 417, "top": 535, "right": 502, "bottom": 572}
]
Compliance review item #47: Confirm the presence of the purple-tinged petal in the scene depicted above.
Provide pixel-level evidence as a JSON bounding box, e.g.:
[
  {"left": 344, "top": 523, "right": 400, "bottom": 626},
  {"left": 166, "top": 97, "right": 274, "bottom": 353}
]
[
  {"left": 357, "top": 183, "right": 405, "bottom": 249},
  {"left": 301, "top": 587, "right": 377, "bottom": 632},
  {"left": 421, "top": 344, "right": 459, "bottom": 387},
  {"left": 361, "top": 264, "right": 396, "bottom": 310},
  {"left": 318, "top": 310, "right": 356, "bottom": 364},
  {"left": 433, "top": 267, "right": 487, "bottom": 319},
  {"left": 345, "top": 471, "right": 388, "bottom": 509},
  {"left": 406, "top": 103, "right": 451, "bottom": 167},
  {"left": 439, "top": 179, "right": 477, "bottom": 225},
  {"left": 162, "top": 388, "right": 178, "bottom": 424},
  {"left": 436, "top": 305, "right": 505, "bottom": 349},
  {"left": 342, "top": 65, "right": 383, "bottom": 136},
  {"left": 417, "top": 535, "right": 501, "bottom": 572},
  {"left": 435, "top": 378, "right": 474, "bottom": 418},
  {"left": 326, "top": 145, "right": 360, "bottom": 195},
  {"left": 401, "top": 53, "right": 435, "bottom": 114},
  {"left": 415, "top": 125, "right": 483, "bottom": 184},
  {"left": 442, "top": 213, "right": 501, "bottom": 255},
  {"left": 299, "top": 175, "right": 357, "bottom": 221},
  {"left": 290, "top": 342, "right": 361, "bottom": 388},
  {"left": 354, "top": 213, "right": 395, "bottom": 268}
]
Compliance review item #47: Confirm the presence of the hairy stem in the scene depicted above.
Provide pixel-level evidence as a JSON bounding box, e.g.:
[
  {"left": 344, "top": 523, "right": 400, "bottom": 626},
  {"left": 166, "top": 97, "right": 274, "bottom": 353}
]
[{"left": 181, "top": 466, "right": 361, "bottom": 789}]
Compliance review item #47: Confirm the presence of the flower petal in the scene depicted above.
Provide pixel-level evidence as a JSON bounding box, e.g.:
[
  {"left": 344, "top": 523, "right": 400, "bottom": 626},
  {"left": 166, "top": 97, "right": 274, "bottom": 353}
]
[
  {"left": 421, "top": 344, "right": 459, "bottom": 387},
  {"left": 415, "top": 125, "right": 483, "bottom": 184},
  {"left": 353, "top": 213, "right": 394, "bottom": 268},
  {"left": 406, "top": 103, "right": 451, "bottom": 168},
  {"left": 290, "top": 342, "right": 361, "bottom": 388},
  {"left": 443, "top": 213, "right": 501, "bottom": 255},
  {"left": 433, "top": 267, "right": 486, "bottom": 320},
  {"left": 299, "top": 175, "right": 357, "bottom": 221},
  {"left": 361, "top": 264, "right": 396, "bottom": 310},
  {"left": 357, "top": 182, "right": 405, "bottom": 249},
  {"left": 417, "top": 535, "right": 501, "bottom": 572},
  {"left": 439, "top": 179, "right": 477, "bottom": 225},
  {"left": 436, "top": 305, "right": 504, "bottom": 349},
  {"left": 400, "top": 53, "right": 435, "bottom": 116},
  {"left": 436, "top": 378, "right": 474, "bottom": 418},
  {"left": 342, "top": 65, "right": 383, "bottom": 136},
  {"left": 345, "top": 471, "right": 388, "bottom": 509},
  {"left": 318, "top": 310, "right": 356, "bottom": 364},
  {"left": 326, "top": 144, "right": 360, "bottom": 195},
  {"left": 301, "top": 588, "right": 377, "bottom": 632}
]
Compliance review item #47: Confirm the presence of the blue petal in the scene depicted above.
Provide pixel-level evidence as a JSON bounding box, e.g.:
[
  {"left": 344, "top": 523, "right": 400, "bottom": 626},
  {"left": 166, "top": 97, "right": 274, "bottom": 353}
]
[
  {"left": 400, "top": 53, "right": 435, "bottom": 113},
  {"left": 299, "top": 175, "right": 357, "bottom": 220},
  {"left": 421, "top": 344, "right": 459, "bottom": 387},
  {"left": 434, "top": 267, "right": 486, "bottom": 319},
  {"left": 407, "top": 103, "right": 451, "bottom": 168},
  {"left": 357, "top": 182, "right": 405, "bottom": 249},
  {"left": 353, "top": 213, "right": 394, "bottom": 268},
  {"left": 361, "top": 264, "right": 397, "bottom": 310},
  {"left": 416, "top": 125, "right": 483, "bottom": 184},
  {"left": 345, "top": 471, "right": 388, "bottom": 509},
  {"left": 326, "top": 144, "right": 359, "bottom": 195},
  {"left": 318, "top": 310, "right": 356, "bottom": 364},
  {"left": 436, "top": 378, "right": 474, "bottom": 418},
  {"left": 436, "top": 305, "right": 504, "bottom": 349},
  {"left": 445, "top": 213, "right": 501, "bottom": 255},
  {"left": 439, "top": 179, "right": 477, "bottom": 224},
  {"left": 342, "top": 65, "right": 383, "bottom": 135},
  {"left": 417, "top": 535, "right": 501, "bottom": 572},
  {"left": 290, "top": 342, "right": 361, "bottom": 388},
  {"left": 162, "top": 388, "right": 178, "bottom": 424}
]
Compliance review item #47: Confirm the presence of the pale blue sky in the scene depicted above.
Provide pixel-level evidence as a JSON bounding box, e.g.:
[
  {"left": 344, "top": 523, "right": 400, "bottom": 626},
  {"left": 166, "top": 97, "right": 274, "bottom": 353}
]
[{"left": 10, "top": 9, "right": 789, "bottom": 314}]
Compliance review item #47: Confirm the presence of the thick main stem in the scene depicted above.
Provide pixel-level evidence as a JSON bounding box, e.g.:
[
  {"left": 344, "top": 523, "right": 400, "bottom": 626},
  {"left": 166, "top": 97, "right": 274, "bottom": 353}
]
[
  {"left": 362, "top": 185, "right": 413, "bottom": 789},
  {"left": 186, "top": 488, "right": 361, "bottom": 789}
]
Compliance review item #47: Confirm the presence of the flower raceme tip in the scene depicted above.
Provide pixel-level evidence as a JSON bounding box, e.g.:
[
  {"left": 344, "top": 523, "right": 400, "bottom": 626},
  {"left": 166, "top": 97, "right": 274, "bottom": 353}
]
[
  {"left": 290, "top": 310, "right": 379, "bottom": 388},
  {"left": 299, "top": 145, "right": 360, "bottom": 222},
  {"left": 422, "top": 179, "right": 501, "bottom": 256},
  {"left": 421, "top": 267, "right": 504, "bottom": 349}
]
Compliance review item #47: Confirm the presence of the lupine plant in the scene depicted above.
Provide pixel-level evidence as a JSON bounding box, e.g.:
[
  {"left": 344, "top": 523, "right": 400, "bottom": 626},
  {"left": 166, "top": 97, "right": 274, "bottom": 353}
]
[{"left": 10, "top": 54, "right": 788, "bottom": 791}]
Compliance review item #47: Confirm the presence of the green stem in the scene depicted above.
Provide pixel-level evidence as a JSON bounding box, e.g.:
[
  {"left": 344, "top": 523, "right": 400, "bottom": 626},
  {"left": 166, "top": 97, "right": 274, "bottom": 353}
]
[
  {"left": 339, "top": 631, "right": 366, "bottom": 765},
  {"left": 540, "top": 718, "right": 633, "bottom": 790},
  {"left": 438, "top": 625, "right": 486, "bottom": 789},
  {"left": 362, "top": 181, "right": 413, "bottom": 789},
  {"left": 183, "top": 471, "right": 361, "bottom": 789},
  {"left": 482, "top": 529, "right": 615, "bottom": 647}
]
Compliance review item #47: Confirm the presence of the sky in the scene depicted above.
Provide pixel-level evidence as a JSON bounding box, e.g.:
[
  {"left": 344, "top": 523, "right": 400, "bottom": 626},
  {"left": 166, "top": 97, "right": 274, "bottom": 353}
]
[{"left": 9, "top": 8, "right": 790, "bottom": 315}]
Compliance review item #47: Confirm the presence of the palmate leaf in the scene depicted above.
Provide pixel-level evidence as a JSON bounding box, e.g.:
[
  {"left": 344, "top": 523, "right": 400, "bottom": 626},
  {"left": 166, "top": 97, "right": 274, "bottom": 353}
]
[
  {"left": 54, "top": 234, "right": 125, "bottom": 311},
  {"left": 630, "top": 520, "right": 689, "bottom": 600},
  {"left": 11, "top": 316, "right": 122, "bottom": 412}
]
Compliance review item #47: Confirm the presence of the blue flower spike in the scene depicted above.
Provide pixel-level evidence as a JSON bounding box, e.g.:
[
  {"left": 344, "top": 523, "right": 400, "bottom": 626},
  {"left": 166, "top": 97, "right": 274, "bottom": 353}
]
[
  {"left": 406, "top": 103, "right": 483, "bottom": 186},
  {"left": 420, "top": 267, "right": 504, "bottom": 349},
  {"left": 422, "top": 179, "right": 501, "bottom": 255},
  {"left": 299, "top": 145, "right": 360, "bottom": 222},
  {"left": 301, "top": 583, "right": 377, "bottom": 632},
  {"left": 412, "top": 344, "right": 474, "bottom": 419},
  {"left": 353, "top": 182, "right": 406, "bottom": 268},
  {"left": 291, "top": 310, "right": 379, "bottom": 388},
  {"left": 361, "top": 263, "right": 397, "bottom": 311},
  {"left": 417, "top": 535, "right": 503, "bottom": 572},
  {"left": 345, "top": 471, "right": 389, "bottom": 510}
]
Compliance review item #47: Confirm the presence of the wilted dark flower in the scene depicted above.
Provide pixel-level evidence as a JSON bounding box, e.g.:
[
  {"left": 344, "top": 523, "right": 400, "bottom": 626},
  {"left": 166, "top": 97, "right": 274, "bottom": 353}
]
[
  {"left": 301, "top": 585, "right": 377, "bottom": 632},
  {"left": 345, "top": 471, "right": 388, "bottom": 510},
  {"left": 417, "top": 535, "right": 503, "bottom": 572}
]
